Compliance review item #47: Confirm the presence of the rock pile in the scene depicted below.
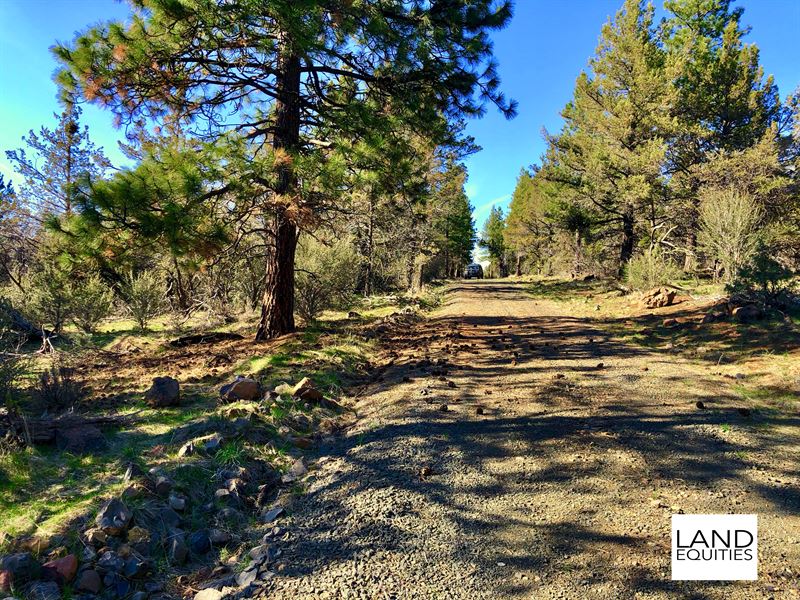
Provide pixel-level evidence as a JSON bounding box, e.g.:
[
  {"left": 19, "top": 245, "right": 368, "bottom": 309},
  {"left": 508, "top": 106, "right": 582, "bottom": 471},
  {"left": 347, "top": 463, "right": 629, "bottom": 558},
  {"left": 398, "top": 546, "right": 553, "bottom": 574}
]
[{"left": 640, "top": 287, "right": 677, "bottom": 309}]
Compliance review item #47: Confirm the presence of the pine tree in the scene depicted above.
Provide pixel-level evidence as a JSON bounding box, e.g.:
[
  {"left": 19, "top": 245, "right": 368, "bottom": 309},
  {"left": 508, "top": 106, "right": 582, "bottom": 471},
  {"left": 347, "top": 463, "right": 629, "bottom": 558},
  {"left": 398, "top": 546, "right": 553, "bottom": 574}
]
[
  {"left": 662, "top": 0, "right": 781, "bottom": 269},
  {"left": 5, "top": 106, "right": 110, "bottom": 217},
  {"left": 546, "top": 0, "right": 670, "bottom": 274},
  {"left": 480, "top": 206, "right": 508, "bottom": 277},
  {"left": 54, "top": 0, "right": 516, "bottom": 339}
]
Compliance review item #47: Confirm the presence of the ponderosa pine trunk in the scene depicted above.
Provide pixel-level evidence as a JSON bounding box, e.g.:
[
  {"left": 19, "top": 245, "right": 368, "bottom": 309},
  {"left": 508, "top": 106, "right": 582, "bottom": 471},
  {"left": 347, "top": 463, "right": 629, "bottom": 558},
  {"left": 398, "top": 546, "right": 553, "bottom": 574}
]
[
  {"left": 619, "top": 206, "right": 635, "bottom": 277},
  {"left": 363, "top": 195, "right": 375, "bottom": 297},
  {"left": 255, "top": 45, "right": 301, "bottom": 341}
]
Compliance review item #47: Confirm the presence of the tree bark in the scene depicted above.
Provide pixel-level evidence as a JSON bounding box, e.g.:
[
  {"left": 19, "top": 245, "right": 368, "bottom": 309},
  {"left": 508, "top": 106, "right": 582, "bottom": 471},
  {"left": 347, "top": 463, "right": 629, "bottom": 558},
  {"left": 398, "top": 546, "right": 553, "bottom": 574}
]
[
  {"left": 363, "top": 194, "right": 375, "bottom": 297},
  {"left": 619, "top": 206, "right": 635, "bottom": 276},
  {"left": 514, "top": 254, "right": 522, "bottom": 276},
  {"left": 255, "top": 43, "right": 301, "bottom": 341}
]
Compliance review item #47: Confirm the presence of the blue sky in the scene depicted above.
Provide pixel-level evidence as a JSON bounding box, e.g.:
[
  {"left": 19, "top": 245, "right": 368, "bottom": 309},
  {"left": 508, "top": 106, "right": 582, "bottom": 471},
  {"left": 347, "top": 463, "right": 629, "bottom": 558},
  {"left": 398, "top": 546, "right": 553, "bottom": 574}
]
[{"left": 1, "top": 1, "right": 798, "bottom": 231}]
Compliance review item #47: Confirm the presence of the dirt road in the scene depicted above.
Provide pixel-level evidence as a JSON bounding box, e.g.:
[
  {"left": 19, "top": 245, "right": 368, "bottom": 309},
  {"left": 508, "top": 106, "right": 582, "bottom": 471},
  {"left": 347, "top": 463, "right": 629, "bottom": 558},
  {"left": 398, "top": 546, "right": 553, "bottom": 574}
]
[{"left": 255, "top": 280, "right": 799, "bottom": 599}]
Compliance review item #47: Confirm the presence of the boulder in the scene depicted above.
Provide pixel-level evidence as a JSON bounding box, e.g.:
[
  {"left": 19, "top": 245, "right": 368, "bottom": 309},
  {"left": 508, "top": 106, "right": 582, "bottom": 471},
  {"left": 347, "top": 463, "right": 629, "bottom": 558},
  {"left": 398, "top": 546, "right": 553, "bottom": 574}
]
[
  {"left": 145, "top": 376, "right": 180, "bottom": 407},
  {"left": 732, "top": 304, "right": 763, "bottom": 322},
  {"left": 42, "top": 554, "right": 78, "bottom": 583},
  {"left": 290, "top": 377, "right": 324, "bottom": 403},
  {"left": 662, "top": 318, "right": 679, "bottom": 328},
  {"left": 0, "top": 553, "right": 41, "bottom": 584},
  {"left": 95, "top": 499, "right": 133, "bottom": 536},
  {"left": 219, "top": 377, "right": 261, "bottom": 402},
  {"left": 55, "top": 425, "right": 108, "bottom": 454},
  {"left": 640, "top": 287, "right": 677, "bottom": 309}
]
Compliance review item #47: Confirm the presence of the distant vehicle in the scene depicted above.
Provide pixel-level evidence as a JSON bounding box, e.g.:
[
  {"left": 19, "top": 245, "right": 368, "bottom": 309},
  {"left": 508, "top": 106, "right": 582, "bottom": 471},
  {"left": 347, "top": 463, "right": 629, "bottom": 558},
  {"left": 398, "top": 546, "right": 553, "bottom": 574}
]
[{"left": 463, "top": 263, "right": 484, "bottom": 279}]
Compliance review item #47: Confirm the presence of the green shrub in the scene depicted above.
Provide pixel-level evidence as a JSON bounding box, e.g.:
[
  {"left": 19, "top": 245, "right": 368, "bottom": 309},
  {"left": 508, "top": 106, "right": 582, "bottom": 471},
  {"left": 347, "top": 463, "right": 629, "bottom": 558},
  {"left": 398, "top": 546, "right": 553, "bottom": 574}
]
[
  {"left": 295, "top": 236, "right": 360, "bottom": 323},
  {"left": 0, "top": 300, "right": 28, "bottom": 413},
  {"left": 25, "top": 265, "right": 74, "bottom": 333},
  {"left": 624, "top": 247, "right": 682, "bottom": 291},
  {"left": 699, "top": 188, "right": 764, "bottom": 283},
  {"left": 71, "top": 274, "right": 115, "bottom": 333},
  {"left": 123, "top": 271, "right": 165, "bottom": 330},
  {"left": 729, "top": 248, "right": 797, "bottom": 305}
]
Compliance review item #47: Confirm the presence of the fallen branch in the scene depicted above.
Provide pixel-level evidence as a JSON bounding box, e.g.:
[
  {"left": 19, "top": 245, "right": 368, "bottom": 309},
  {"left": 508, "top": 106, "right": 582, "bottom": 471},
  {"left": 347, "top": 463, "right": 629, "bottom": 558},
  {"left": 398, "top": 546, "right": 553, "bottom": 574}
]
[
  {"left": 168, "top": 331, "right": 245, "bottom": 347},
  {"left": 3, "top": 411, "right": 141, "bottom": 445}
]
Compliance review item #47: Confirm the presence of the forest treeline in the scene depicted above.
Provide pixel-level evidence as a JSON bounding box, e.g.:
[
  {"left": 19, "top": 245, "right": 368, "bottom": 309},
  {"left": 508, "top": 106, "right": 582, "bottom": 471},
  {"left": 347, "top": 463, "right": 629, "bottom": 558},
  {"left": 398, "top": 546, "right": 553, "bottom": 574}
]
[
  {"left": 484, "top": 0, "right": 799, "bottom": 298},
  {"left": 0, "top": 0, "right": 500, "bottom": 343}
]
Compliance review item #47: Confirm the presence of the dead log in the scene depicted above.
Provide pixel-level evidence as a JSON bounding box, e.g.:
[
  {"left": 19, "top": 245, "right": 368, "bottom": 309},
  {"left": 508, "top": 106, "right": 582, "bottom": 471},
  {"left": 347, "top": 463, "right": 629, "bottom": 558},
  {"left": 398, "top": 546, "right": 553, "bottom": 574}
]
[
  {"left": 168, "top": 332, "right": 244, "bottom": 347},
  {"left": 4, "top": 412, "right": 139, "bottom": 445},
  {"left": 0, "top": 301, "right": 56, "bottom": 340}
]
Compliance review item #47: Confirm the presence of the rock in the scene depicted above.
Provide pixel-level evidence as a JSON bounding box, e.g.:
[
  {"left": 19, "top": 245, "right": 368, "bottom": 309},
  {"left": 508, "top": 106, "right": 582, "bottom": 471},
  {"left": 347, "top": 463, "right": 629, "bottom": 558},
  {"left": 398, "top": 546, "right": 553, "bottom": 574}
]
[
  {"left": 168, "top": 535, "right": 189, "bottom": 566},
  {"left": 290, "top": 377, "right": 324, "bottom": 403},
  {"left": 347, "top": 311, "right": 361, "bottom": 319},
  {"left": 662, "top": 318, "right": 678, "bottom": 328},
  {"left": 475, "top": 407, "right": 484, "bottom": 415},
  {"left": 83, "top": 528, "right": 107, "bottom": 546},
  {"left": 281, "top": 458, "right": 307, "bottom": 484},
  {"left": 696, "top": 401, "right": 705, "bottom": 409},
  {"left": 209, "top": 529, "right": 232, "bottom": 546},
  {"left": 123, "top": 556, "right": 148, "bottom": 579},
  {"left": 438, "top": 404, "right": 449, "bottom": 412},
  {"left": 641, "top": 287, "right": 677, "bottom": 309},
  {"left": 159, "top": 507, "right": 183, "bottom": 531},
  {"left": 0, "top": 553, "right": 41, "bottom": 584},
  {"left": 95, "top": 499, "right": 132, "bottom": 536},
  {"left": 55, "top": 425, "right": 108, "bottom": 454},
  {"left": 249, "top": 544, "right": 279, "bottom": 564},
  {"left": 199, "top": 433, "right": 223, "bottom": 454},
  {"left": 169, "top": 494, "right": 186, "bottom": 511},
  {"left": 75, "top": 569, "right": 102, "bottom": 594},
  {"left": 261, "top": 507, "right": 284, "bottom": 524},
  {"left": 419, "top": 466, "right": 433, "bottom": 478},
  {"left": 225, "top": 478, "right": 247, "bottom": 494},
  {"left": 145, "top": 376, "right": 181, "bottom": 407},
  {"left": 235, "top": 566, "right": 259, "bottom": 588},
  {"left": 155, "top": 476, "right": 173, "bottom": 497},
  {"left": 26, "top": 581, "right": 61, "bottom": 600},
  {"left": 195, "top": 590, "right": 224, "bottom": 600},
  {"left": 104, "top": 572, "right": 130, "bottom": 597},
  {"left": 123, "top": 462, "right": 145, "bottom": 483},
  {"left": 127, "top": 526, "right": 150, "bottom": 546},
  {"left": 42, "top": 554, "right": 78, "bottom": 583},
  {"left": 219, "top": 377, "right": 261, "bottom": 402},
  {"left": 96, "top": 551, "right": 125, "bottom": 573},
  {"left": 732, "top": 304, "right": 763, "bottom": 322},
  {"left": 188, "top": 530, "right": 211, "bottom": 555},
  {"left": 217, "top": 507, "right": 242, "bottom": 522}
]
